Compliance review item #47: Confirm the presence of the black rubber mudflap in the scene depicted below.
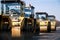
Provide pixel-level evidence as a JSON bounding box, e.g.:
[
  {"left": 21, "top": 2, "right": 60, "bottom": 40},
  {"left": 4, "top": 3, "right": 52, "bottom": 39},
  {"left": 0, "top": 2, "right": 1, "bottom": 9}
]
[
  {"left": 23, "top": 18, "right": 32, "bottom": 32},
  {"left": 47, "top": 22, "right": 51, "bottom": 32},
  {"left": 34, "top": 19, "right": 36, "bottom": 33},
  {"left": 22, "top": 18, "right": 27, "bottom": 32},
  {"left": 35, "top": 24, "right": 40, "bottom": 34},
  {"left": 0, "top": 15, "right": 2, "bottom": 31},
  {"left": 34, "top": 19, "right": 36, "bottom": 28}
]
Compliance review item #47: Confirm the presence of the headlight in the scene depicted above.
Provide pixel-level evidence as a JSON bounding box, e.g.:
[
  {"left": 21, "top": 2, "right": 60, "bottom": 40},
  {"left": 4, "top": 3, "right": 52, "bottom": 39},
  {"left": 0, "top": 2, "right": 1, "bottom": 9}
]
[
  {"left": 4, "top": 22, "right": 8, "bottom": 24},
  {"left": 11, "top": 14, "right": 13, "bottom": 16},
  {"left": 12, "top": 22, "right": 21, "bottom": 26}
]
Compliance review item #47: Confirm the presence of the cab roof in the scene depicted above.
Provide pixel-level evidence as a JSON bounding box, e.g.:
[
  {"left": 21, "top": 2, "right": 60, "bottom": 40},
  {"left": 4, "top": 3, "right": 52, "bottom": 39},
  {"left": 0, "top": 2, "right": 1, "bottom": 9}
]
[
  {"left": 1, "top": 0, "right": 25, "bottom": 5},
  {"left": 25, "top": 5, "right": 34, "bottom": 9},
  {"left": 1, "top": 0, "right": 20, "bottom": 2},
  {"left": 1, "top": 0, "right": 21, "bottom": 1},
  {"left": 48, "top": 15, "right": 55, "bottom": 18},
  {"left": 36, "top": 12, "right": 48, "bottom": 15}
]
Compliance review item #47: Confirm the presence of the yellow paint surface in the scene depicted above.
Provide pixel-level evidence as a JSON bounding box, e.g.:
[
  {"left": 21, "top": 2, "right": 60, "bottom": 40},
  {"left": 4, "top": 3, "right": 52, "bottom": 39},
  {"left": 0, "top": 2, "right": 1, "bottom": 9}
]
[
  {"left": 40, "top": 26, "right": 47, "bottom": 31},
  {"left": 11, "top": 27, "right": 21, "bottom": 37},
  {"left": 51, "top": 25, "right": 55, "bottom": 30}
]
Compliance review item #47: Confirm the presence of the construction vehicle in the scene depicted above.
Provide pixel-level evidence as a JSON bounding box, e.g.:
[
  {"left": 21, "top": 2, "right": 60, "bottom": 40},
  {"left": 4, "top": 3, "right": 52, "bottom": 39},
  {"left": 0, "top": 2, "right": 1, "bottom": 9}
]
[
  {"left": 35, "top": 12, "right": 51, "bottom": 32},
  {"left": 47, "top": 15, "right": 56, "bottom": 31},
  {"left": 1, "top": 0, "right": 25, "bottom": 37},
  {"left": 21, "top": 5, "right": 35, "bottom": 32}
]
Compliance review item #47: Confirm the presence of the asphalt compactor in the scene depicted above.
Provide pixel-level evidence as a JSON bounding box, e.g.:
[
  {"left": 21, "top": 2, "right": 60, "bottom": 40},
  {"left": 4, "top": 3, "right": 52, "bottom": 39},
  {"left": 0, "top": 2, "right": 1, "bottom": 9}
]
[
  {"left": 22, "top": 5, "right": 35, "bottom": 33},
  {"left": 1, "top": 0, "right": 25, "bottom": 37},
  {"left": 36, "top": 12, "right": 51, "bottom": 32},
  {"left": 47, "top": 15, "right": 56, "bottom": 31}
]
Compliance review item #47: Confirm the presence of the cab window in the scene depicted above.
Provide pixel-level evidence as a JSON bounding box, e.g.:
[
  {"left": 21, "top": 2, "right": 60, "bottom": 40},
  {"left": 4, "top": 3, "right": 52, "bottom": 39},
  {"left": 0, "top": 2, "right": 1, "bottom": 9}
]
[
  {"left": 36, "top": 14, "right": 46, "bottom": 20},
  {"left": 47, "top": 17, "right": 55, "bottom": 21}
]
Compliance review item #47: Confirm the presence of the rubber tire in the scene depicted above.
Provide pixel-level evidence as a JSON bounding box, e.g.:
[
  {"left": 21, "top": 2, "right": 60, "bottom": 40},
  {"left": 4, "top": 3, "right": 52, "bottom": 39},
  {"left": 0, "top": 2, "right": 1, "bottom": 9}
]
[
  {"left": 2, "top": 24, "right": 11, "bottom": 32},
  {"left": 34, "top": 19, "right": 36, "bottom": 33},
  {"left": 22, "top": 18, "right": 27, "bottom": 32},
  {"left": 35, "top": 24, "right": 40, "bottom": 33},
  {"left": 34, "top": 19, "right": 40, "bottom": 33},
  {"left": 54, "top": 25, "right": 56, "bottom": 31},
  {"left": 47, "top": 22, "right": 51, "bottom": 32}
]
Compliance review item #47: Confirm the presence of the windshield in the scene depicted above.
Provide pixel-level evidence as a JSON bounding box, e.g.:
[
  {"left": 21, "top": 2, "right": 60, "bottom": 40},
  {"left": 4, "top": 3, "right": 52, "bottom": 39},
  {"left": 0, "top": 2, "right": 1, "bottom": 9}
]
[
  {"left": 1, "top": 3, "right": 21, "bottom": 16},
  {"left": 24, "top": 8, "right": 31, "bottom": 18},
  {"left": 47, "top": 17, "right": 55, "bottom": 21},
  {"left": 36, "top": 14, "right": 46, "bottom": 20}
]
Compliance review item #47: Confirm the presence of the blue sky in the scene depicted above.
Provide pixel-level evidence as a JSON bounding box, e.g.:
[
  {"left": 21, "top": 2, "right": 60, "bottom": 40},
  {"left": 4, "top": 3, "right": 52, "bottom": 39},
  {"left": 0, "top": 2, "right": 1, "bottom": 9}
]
[
  {"left": 0, "top": 0, "right": 60, "bottom": 21},
  {"left": 22, "top": 0, "right": 60, "bottom": 21}
]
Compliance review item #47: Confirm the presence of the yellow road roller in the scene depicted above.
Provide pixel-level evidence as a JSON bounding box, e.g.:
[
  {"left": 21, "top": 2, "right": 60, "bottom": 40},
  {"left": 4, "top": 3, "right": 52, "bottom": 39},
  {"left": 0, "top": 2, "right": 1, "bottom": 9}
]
[
  {"left": 36, "top": 12, "right": 51, "bottom": 32},
  {"left": 1, "top": 0, "right": 25, "bottom": 37},
  {"left": 22, "top": 5, "right": 35, "bottom": 32},
  {"left": 10, "top": 1, "right": 25, "bottom": 37},
  {"left": 47, "top": 15, "right": 56, "bottom": 31}
]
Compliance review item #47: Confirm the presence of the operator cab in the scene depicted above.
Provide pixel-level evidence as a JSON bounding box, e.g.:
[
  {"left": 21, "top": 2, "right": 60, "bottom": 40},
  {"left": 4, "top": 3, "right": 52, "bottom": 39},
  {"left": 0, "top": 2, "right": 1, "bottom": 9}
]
[
  {"left": 24, "top": 8, "right": 31, "bottom": 18},
  {"left": 24, "top": 5, "right": 34, "bottom": 18},
  {"left": 47, "top": 15, "right": 55, "bottom": 21},
  {"left": 1, "top": 0, "right": 22, "bottom": 19},
  {"left": 36, "top": 12, "right": 51, "bottom": 32},
  {"left": 36, "top": 12, "right": 48, "bottom": 20},
  {"left": 22, "top": 5, "right": 35, "bottom": 32}
]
